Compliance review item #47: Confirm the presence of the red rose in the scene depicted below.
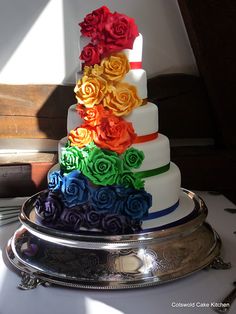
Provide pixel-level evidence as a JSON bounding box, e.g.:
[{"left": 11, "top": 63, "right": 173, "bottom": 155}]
[
  {"left": 79, "top": 6, "right": 110, "bottom": 40},
  {"left": 80, "top": 43, "right": 103, "bottom": 67},
  {"left": 103, "top": 12, "right": 139, "bottom": 52},
  {"left": 94, "top": 115, "right": 137, "bottom": 154}
]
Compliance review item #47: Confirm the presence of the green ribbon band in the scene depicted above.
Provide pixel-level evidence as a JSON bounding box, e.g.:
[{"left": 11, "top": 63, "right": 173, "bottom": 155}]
[{"left": 135, "top": 163, "right": 170, "bottom": 179}]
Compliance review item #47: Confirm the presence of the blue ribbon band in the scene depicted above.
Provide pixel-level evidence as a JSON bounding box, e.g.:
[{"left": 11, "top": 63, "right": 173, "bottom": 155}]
[{"left": 143, "top": 200, "right": 179, "bottom": 221}]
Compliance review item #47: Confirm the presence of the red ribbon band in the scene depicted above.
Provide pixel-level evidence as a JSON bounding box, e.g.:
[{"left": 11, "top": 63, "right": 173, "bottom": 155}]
[
  {"left": 130, "top": 61, "right": 142, "bottom": 69},
  {"left": 134, "top": 132, "right": 158, "bottom": 144}
]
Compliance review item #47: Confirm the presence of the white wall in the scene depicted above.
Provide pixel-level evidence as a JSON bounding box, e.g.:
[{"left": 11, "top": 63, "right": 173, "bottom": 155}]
[{"left": 0, "top": 0, "right": 198, "bottom": 85}]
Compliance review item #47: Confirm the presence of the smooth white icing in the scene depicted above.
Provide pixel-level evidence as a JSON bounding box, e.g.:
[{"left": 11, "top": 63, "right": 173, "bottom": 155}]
[
  {"left": 133, "top": 134, "right": 170, "bottom": 171},
  {"left": 144, "top": 162, "right": 181, "bottom": 213},
  {"left": 123, "top": 34, "right": 143, "bottom": 62},
  {"left": 125, "top": 102, "right": 158, "bottom": 136},
  {"left": 67, "top": 102, "right": 159, "bottom": 135},
  {"left": 123, "top": 69, "right": 147, "bottom": 99}
]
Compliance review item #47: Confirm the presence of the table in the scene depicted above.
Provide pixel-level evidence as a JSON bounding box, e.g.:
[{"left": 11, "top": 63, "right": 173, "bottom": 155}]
[{"left": 0, "top": 191, "right": 235, "bottom": 314}]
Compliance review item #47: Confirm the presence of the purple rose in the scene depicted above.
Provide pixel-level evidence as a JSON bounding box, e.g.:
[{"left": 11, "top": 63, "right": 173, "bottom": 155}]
[
  {"left": 60, "top": 207, "right": 84, "bottom": 232},
  {"left": 43, "top": 191, "right": 63, "bottom": 223},
  {"left": 85, "top": 210, "right": 101, "bottom": 229},
  {"left": 61, "top": 170, "right": 90, "bottom": 208},
  {"left": 101, "top": 214, "right": 126, "bottom": 234},
  {"left": 34, "top": 193, "right": 47, "bottom": 216}
]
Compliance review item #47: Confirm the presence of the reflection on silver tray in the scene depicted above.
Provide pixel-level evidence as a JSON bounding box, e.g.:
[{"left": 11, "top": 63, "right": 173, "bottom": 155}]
[{"left": 6, "top": 189, "right": 222, "bottom": 290}]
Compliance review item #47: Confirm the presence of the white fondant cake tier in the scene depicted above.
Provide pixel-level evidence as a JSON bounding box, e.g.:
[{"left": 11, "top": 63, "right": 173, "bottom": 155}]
[
  {"left": 67, "top": 102, "right": 159, "bottom": 135},
  {"left": 58, "top": 133, "right": 170, "bottom": 172},
  {"left": 133, "top": 134, "right": 170, "bottom": 171},
  {"left": 123, "top": 34, "right": 143, "bottom": 62},
  {"left": 78, "top": 34, "right": 147, "bottom": 98},
  {"left": 144, "top": 162, "right": 181, "bottom": 213},
  {"left": 123, "top": 69, "right": 147, "bottom": 99}
]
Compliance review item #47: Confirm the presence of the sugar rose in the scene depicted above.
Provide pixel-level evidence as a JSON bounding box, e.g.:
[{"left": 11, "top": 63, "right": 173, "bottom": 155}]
[
  {"left": 79, "top": 6, "right": 110, "bottom": 40},
  {"left": 122, "top": 147, "right": 144, "bottom": 169},
  {"left": 104, "top": 12, "right": 139, "bottom": 51},
  {"left": 94, "top": 115, "right": 137, "bottom": 154},
  {"left": 76, "top": 104, "right": 112, "bottom": 127},
  {"left": 103, "top": 82, "right": 142, "bottom": 116},
  {"left": 60, "top": 146, "right": 84, "bottom": 173},
  {"left": 80, "top": 43, "right": 103, "bottom": 67},
  {"left": 75, "top": 75, "right": 108, "bottom": 108},
  {"left": 81, "top": 147, "right": 122, "bottom": 186},
  {"left": 100, "top": 53, "right": 130, "bottom": 82},
  {"left": 68, "top": 127, "right": 94, "bottom": 148},
  {"left": 84, "top": 64, "right": 104, "bottom": 77}
]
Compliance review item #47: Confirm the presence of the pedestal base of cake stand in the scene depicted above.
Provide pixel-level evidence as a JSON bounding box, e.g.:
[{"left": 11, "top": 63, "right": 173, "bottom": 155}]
[{"left": 6, "top": 189, "right": 229, "bottom": 290}]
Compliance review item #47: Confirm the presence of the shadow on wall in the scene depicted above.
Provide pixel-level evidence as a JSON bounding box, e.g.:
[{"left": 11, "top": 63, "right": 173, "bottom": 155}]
[{"left": 36, "top": 85, "right": 75, "bottom": 140}]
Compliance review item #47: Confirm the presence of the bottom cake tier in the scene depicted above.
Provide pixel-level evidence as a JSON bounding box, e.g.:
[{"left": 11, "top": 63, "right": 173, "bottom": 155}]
[{"left": 6, "top": 189, "right": 222, "bottom": 290}]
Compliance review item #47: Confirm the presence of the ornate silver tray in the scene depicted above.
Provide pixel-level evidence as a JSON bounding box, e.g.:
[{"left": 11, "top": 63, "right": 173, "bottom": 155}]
[{"left": 6, "top": 189, "right": 224, "bottom": 290}]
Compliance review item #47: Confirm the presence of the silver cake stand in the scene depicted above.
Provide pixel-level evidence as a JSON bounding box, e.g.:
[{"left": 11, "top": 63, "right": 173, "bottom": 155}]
[{"left": 6, "top": 189, "right": 229, "bottom": 290}]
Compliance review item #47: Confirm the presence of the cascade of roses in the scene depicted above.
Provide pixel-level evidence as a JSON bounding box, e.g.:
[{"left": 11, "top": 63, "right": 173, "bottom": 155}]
[
  {"left": 36, "top": 6, "right": 153, "bottom": 234},
  {"left": 79, "top": 6, "right": 139, "bottom": 67},
  {"left": 65, "top": 6, "right": 146, "bottom": 189}
]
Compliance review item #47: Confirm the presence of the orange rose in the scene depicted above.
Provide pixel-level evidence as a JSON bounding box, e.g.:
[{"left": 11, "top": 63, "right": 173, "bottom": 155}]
[
  {"left": 94, "top": 115, "right": 137, "bottom": 154},
  {"left": 68, "top": 127, "right": 94, "bottom": 148},
  {"left": 100, "top": 52, "right": 130, "bottom": 82},
  {"left": 76, "top": 104, "right": 112, "bottom": 127},
  {"left": 74, "top": 75, "right": 108, "bottom": 108},
  {"left": 103, "top": 82, "right": 142, "bottom": 116}
]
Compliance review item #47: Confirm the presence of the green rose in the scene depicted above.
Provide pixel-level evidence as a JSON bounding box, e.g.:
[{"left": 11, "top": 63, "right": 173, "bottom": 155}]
[
  {"left": 82, "top": 147, "right": 122, "bottom": 186},
  {"left": 117, "top": 171, "right": 144, "bottom": 190},
  {"left": 80, "top": 141, "right": 97, "bottom": 158},
  {"left": 60, "top": 146, "right": 84, "bottom": 172},
  {"left": 122, "top": 147, "right": 144, "bottom": 169}
]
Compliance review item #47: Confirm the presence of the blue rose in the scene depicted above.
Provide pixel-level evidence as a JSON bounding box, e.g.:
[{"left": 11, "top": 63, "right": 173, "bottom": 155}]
[
  {"left": 124, "top": 189, "right": 152, "bottom": 220},
  {"left": 48, "top": 171, "right": 63, "bottom": 191},
  {"left": 90, "top": 186, "right": 116, "bottom": 212},
  {"left": 61, "top": 170, "right": 90, "bottom": 208}
]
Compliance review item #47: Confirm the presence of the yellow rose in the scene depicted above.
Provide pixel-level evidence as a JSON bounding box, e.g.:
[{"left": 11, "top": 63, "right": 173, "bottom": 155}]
[
  {"left": 68, "top": 127, "right": 94, "bottom": 148},
  {"left": 84, "top": 64, "right": 104, "bottom": 77},
  {"left": 74, "top": 75, "right": 108, "bottom": 108},
  {"left": 100, "top": 53, "right": 130, "bottom": 82},
  {"left": 103, "top": 82, "right": 142, "bottom": 116}
]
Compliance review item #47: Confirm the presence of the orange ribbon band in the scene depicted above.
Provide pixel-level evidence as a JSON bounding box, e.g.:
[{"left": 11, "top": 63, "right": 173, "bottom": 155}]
[{"left": 134, "top": 132, "right": 158, "bottom": 144}]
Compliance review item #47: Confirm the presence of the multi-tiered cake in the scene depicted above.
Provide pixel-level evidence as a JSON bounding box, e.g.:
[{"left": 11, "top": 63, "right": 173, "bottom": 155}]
[{"left": 35, "top": 6, "right": 185, "bottom": 235}]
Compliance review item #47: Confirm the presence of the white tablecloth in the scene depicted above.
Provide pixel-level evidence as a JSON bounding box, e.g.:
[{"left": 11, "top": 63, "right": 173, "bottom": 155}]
[{"left": 0, "top": 191, "right": 235, "bottom": 314}]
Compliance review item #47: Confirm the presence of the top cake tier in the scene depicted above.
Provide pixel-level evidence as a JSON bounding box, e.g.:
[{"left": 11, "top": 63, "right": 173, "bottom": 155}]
[{"left": 79, "top": 34, "right": 148, "bottom": 100}]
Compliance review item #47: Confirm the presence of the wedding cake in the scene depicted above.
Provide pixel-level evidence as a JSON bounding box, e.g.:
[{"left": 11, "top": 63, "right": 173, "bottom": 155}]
[{"left": 35, "top": 6, "right": 188, "bottom": 235}]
